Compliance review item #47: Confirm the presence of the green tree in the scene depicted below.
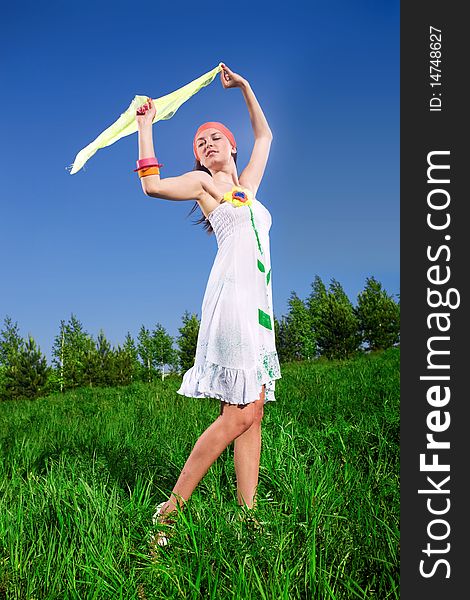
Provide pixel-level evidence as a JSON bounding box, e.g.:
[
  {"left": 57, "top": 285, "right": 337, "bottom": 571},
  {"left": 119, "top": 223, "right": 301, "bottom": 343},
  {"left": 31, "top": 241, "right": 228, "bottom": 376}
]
[
  {"left": 112, "top": 344, "right": 136, "bottom": 386},
  {"left": 116, "top": 332, "right": 139, "bottom": 384},
  {"left": 177, "top": 311, "right": 200, "bottom": 374},
  {"left": 315, "top": 279, "right": 361, "bottom": 360},
  {"left": 277, "top": 314, "right": 294, "bottom": 363},
  {"left": 273, "top": 314, "right": 284, "bottom": 361},
  {"left": 306, "top": 275, "right": 328, "bottom": 334},
  {"left": 81, "top": 329, "right": 113, "bottom": 387},
  {"left": 0, "top": 316, "right": 25, "bottom": 400},
  {"left": 97, "top": 329, "right": 113, "bottom": 386},
  {"left": 152, "top": 323, "right": 178, "bottom": 380},
  {"left": 0, "top": 316, "right": 24, "bottom": 366},
  {"left": 51, "top": 318, "right": 66, "bottom": 392},
  {"left": 4, "top": 335, "right": 50, "bottom": 400},
  {"left": 355, "top": 276, "right": 400, "bottom": 351},
  {"left": 51, "top": 315, "right": 95, "bottom": 390},
  {"left": 284, "top": 291, "right": 316, "bottom": 361},
  {"left": 137, "top": 325, "right": 154, "bottom": 383}
]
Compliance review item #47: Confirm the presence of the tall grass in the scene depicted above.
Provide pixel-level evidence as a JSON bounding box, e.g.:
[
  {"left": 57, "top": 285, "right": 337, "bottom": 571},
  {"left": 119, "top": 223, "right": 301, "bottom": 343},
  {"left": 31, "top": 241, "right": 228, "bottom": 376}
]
[{"left": 0, "top": 348, "right": 399, "bottom": 599}]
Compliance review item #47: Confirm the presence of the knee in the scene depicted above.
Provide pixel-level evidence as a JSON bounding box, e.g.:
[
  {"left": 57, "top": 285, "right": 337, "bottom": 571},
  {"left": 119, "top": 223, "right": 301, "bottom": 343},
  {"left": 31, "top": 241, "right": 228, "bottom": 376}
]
[
  {"left": 252, "top": 404, "right": 264, "bottom": 426},
  {"left": 236, "top": 409, "right": 256, "bottom": 433},
  {"left": 238, "top": 402, "right": 264, "bottom": 432}
]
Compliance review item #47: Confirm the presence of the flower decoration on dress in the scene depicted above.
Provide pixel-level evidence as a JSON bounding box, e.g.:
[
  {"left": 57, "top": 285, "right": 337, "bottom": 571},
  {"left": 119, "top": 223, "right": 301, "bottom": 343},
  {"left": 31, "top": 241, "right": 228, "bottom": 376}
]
[{"left": 223, "top": 186, "right": 253, "bottom": 208}]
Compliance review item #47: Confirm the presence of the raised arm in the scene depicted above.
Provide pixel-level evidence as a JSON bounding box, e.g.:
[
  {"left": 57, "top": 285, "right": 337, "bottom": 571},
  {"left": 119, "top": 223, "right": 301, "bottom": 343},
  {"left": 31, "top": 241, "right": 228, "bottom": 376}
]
[
  {"left": 136, "top": 99, "right": 208, "bottom": 201},
  {"left": 219, "top": 64, "right": 273, "bottom": 196}
]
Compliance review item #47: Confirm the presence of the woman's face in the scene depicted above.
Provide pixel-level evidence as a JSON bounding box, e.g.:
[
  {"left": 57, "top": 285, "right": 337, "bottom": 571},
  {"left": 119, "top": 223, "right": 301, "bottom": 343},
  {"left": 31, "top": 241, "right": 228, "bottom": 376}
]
[{"left": 196, "top": 128, "right": 235, "bottom": 168}]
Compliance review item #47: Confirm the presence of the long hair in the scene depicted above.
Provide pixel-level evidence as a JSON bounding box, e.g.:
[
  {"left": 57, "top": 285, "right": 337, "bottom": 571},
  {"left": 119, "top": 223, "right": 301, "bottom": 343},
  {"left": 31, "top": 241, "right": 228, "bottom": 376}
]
[{"left": 187, "top": 153, "right": 238, "bottom": 235}]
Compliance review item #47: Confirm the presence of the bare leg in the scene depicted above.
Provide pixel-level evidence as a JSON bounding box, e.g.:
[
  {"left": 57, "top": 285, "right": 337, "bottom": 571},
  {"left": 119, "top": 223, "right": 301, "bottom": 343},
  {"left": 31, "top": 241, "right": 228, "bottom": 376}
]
[
  {"left": 158, "top": 398, "right": 258, "bottom": 515},
  {"left": 233, "top": 385, "right": 265, "bottom": 509}
]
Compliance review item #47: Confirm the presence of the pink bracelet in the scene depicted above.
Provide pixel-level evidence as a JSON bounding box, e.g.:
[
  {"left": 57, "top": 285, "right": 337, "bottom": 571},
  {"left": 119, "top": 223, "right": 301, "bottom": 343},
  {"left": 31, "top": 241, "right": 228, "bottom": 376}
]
[{"left": 134, "top": 157, "right": 163, "bottom": 172}]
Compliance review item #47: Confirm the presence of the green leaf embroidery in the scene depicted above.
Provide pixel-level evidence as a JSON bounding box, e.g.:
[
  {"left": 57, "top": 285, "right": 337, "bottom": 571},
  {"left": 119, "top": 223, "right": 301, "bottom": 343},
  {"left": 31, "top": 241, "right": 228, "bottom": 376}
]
[
  {"left": 258, "top": 309, "right": 272, "bottom": 330},
  {"left": 248, "top": 206, "right": 263, "bottom": 255}
]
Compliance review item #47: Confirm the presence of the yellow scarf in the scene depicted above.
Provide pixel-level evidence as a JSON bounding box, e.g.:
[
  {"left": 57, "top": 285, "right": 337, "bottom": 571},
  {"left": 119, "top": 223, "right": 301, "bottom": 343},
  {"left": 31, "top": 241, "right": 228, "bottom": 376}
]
[{"left": 69, "top": 63, "right": 223, "bottom": 174}]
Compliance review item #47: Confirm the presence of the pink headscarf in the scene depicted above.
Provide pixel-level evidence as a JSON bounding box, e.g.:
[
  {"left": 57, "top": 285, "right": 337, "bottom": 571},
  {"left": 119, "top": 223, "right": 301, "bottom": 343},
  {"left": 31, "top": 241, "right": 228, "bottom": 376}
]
[{"left": 193, "top": 121, "right": 237, "bottom": 161}]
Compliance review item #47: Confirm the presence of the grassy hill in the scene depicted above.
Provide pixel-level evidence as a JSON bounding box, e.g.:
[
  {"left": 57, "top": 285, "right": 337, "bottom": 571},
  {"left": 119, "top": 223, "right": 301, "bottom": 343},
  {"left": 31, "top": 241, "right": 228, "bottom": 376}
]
[{"left": 0, "top": 347, "right": 399, "bottom": 599}]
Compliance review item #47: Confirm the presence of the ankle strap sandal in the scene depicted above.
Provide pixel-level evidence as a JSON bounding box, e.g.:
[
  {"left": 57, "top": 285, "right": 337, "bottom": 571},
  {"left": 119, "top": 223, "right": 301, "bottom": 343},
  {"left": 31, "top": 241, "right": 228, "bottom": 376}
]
[{"left": 149, "top": 502, "right": 176, "bottom": 549}]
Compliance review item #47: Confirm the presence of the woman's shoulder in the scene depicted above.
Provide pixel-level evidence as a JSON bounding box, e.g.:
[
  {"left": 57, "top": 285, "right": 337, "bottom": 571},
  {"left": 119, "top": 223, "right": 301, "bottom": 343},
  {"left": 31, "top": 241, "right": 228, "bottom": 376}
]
[
  {"left": 197, "top": 174, "right": 227, "bottom": 219},
  {"left": 181, "top": 170, "right": 212, "bottom": 184}
]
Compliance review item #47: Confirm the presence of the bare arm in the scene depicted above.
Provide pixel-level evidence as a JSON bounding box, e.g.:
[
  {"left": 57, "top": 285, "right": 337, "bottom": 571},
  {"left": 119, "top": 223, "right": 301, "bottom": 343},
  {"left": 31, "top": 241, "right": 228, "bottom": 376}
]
[
  {"left": 219, "top": 64, "right": 272, "bottom": 195},
  {"left": 239, "top": 79, "right": 273, "bottom": 140},
  {"left": 136, "top": 102, "right": 207, "bottom": 201}
]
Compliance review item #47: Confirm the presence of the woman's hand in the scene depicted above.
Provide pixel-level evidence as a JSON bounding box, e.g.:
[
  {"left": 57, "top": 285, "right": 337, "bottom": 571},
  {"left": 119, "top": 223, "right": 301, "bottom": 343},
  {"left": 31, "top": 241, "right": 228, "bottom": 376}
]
[
  {"left": 220, "top": 63, "right": 247, "bottom": 89},
  {"left": 136, "top": 97, "right": 156, "bottom": 127}
]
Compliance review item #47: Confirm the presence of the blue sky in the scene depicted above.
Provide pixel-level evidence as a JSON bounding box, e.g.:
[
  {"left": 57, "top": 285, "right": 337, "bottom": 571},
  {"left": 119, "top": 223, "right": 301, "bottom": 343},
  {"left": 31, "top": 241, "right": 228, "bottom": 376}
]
[{"left": 1, "top": 0, "right": 399, "bottom": 361}]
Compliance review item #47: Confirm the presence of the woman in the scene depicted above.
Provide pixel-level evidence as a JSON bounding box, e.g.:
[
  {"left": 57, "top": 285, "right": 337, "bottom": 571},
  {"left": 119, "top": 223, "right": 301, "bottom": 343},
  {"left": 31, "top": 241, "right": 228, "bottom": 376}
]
[{"left": 135, "top": 63, "right": 281, "bottom": 546}]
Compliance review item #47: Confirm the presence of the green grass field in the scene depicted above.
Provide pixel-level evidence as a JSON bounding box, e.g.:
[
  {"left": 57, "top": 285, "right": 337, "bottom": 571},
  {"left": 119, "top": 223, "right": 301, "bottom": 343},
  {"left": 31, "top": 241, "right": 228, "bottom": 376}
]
[{"left": 0, "top": 347, "right": 399, "bottom": 599}]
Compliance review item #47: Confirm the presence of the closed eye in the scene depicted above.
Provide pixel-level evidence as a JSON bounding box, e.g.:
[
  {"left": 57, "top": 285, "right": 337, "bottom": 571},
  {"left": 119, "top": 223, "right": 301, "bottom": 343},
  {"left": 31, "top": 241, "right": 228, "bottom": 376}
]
[{"left": 198, "top": 135, "right": 221, "bottom": 147}]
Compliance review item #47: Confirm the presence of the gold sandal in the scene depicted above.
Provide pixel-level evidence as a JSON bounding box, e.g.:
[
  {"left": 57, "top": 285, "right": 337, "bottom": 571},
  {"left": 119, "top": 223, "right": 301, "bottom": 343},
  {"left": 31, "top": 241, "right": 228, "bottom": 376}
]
[{"left": 149, "top": 502, "right": 176, "bottom": 548}]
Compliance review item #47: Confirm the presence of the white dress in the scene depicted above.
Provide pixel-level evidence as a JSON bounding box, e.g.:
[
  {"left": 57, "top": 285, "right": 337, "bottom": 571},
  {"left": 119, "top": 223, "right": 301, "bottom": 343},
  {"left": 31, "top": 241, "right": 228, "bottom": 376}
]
[{"left": 176, "top": 188, "right": 282, "bottom": 405}]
